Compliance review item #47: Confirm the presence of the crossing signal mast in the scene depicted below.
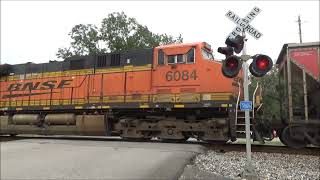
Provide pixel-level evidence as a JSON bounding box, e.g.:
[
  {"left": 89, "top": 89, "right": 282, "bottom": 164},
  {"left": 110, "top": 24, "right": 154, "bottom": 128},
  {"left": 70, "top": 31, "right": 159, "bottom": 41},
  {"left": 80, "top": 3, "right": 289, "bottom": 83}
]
[
  {"left": 218, "top": 34, "right": 274, "bottom": 179},
  {"left": 219, "top": 6, "right": 272, "bottom": 179}
]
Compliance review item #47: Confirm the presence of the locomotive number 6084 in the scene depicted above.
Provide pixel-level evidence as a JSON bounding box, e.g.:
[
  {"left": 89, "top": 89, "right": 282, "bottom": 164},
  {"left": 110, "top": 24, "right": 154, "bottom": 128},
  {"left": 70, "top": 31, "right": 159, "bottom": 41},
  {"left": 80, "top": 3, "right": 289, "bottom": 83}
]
[{"left": 165, "top": 70, "right": 198, "bottom": 81}]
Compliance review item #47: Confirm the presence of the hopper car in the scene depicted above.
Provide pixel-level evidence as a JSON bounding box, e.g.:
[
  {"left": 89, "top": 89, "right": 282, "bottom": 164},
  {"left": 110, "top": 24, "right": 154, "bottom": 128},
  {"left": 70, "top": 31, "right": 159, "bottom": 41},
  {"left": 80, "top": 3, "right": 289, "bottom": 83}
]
[{"left": 275, "top": 41, "right": 320, "bottom": 148}]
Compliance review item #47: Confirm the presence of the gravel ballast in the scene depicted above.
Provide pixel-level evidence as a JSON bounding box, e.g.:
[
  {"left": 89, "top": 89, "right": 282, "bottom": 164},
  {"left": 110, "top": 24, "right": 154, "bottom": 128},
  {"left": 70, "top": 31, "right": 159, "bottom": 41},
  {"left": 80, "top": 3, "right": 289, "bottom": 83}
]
[{"left": 190, "top": 150, "right": 320, "bottom": 179}]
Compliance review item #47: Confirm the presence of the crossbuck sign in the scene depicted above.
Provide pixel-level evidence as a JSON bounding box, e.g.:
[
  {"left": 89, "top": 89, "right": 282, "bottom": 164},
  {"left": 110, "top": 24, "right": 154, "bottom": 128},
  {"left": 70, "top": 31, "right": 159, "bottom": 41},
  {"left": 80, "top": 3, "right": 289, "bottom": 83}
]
[{"left": 226, "top": 7, "right": 262, "bottom": 40}]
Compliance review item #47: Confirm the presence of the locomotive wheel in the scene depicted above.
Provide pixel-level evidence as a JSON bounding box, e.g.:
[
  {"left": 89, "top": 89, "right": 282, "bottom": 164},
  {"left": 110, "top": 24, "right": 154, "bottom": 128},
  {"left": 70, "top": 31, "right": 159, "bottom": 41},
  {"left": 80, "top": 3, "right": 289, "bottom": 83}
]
[
  {"left": 281, "top": 126, "right": 307, "bottom": 149},
  {"left": 313, "top": 134, "right": 320, "bottom": 146},
  {"left": 278, "top": 129, "right": 288, "bottom": 146},
  {"left": 306, "top": 127, "right": 320, "bottom": 146}
]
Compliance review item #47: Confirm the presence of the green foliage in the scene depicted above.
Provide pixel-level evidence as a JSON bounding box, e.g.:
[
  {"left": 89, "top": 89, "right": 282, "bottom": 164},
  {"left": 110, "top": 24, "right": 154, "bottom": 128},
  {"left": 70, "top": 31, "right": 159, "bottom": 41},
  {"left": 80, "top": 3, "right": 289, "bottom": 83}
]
[
  {"left": 57, "top": 12, "right": 183, "bottom": 59},
  {"left": 56, "top": 24, "right": 105, "bottom": 59},
  {"left": 249, "top": 67, "right": 281, "bottom": 120}
]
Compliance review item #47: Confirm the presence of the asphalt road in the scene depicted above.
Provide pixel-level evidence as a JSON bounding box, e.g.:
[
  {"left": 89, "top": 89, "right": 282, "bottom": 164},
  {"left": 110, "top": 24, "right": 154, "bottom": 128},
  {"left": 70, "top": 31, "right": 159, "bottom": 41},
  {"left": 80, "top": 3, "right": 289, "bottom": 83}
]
[{"left": 1, "top": 137, "right": 204, "bottom": 180}]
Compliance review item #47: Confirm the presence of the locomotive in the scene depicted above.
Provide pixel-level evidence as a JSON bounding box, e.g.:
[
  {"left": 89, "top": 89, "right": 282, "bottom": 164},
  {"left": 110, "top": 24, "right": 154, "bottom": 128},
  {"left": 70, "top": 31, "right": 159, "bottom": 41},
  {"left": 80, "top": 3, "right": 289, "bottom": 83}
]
[
  {"left": 0, "top": 42, "right": 247, "bottom": 143},
  {"left": 3, "top": 41, "right": 317, "bottom": 148}
]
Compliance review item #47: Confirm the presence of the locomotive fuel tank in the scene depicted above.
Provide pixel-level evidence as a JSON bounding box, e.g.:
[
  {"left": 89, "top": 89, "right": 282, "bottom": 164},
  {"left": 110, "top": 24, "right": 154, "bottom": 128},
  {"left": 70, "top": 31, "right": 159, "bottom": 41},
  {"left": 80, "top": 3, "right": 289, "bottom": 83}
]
[
  {"left": 45, "top": 114, "right": 76, "bottom": 125},
  {"left": 12, "top": 114, "right": 40, "bottom": 125}
]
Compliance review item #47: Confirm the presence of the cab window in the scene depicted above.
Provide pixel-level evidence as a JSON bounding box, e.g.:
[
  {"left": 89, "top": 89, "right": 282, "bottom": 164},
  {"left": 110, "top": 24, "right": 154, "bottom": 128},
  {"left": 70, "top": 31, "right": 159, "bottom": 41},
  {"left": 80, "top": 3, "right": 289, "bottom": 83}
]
[
  {"left": 158, "top": 50, "right": 165, "bottom": 65},
  {"left": 187, "top": 48, "right": 195, "bottom": 63},
  {"left": 201, "top": 48, "right": 214, "bottom": 60},
  {"left": 177, "top": 55, "right": 184, "bottom": 63},
  {"left": 158, "top": 47, "right": 196, "bottom": 65},
  {"left": 168, "top": 55, "right": 176, "bottom": 64}
]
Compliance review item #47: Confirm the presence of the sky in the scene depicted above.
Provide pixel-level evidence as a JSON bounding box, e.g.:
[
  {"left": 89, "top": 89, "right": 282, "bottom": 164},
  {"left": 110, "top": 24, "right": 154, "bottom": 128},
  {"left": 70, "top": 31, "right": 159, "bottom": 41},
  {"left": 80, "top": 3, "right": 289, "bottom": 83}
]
[{"left": 1, "top": 0, "right": 319, "bottom": 65}]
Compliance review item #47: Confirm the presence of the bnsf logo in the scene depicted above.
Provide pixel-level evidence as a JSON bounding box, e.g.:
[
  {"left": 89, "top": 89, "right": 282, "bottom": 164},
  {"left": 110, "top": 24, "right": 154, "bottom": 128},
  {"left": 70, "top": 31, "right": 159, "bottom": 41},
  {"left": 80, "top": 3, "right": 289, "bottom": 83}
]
[{"left": 7, "top": 79, "right": 73, "bottom": 91}]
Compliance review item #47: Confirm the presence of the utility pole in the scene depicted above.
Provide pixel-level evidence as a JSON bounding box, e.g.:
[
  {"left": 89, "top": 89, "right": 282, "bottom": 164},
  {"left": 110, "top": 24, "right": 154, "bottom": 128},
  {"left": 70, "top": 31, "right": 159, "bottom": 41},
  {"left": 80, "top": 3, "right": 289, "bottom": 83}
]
[{"left": 297, "top": 15, "right": 302, "bottom": 43}]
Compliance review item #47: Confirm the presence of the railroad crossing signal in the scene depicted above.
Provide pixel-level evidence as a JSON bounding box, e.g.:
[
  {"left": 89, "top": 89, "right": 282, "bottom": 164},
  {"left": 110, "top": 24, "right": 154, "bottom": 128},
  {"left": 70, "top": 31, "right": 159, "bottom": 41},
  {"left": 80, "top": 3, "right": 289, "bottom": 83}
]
[
  {"left": 249, "top": 54, "right": 273, "bottom": 77},
  {"left": 226, "top": 6, "right": 263, "bottom": 40},
  {"left": 219, "top": 6, "right": 268, "bottom": 179}
]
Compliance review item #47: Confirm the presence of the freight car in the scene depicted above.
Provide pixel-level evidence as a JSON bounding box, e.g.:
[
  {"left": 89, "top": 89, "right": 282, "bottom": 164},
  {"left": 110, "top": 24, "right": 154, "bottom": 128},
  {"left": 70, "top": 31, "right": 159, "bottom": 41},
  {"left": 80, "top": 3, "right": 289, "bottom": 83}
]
[
  {"left": 0, "top": 42, "right": 264, "bottom": 143},
  {"left": 275, "top": 41, "right": 320, "bottom": 148}
]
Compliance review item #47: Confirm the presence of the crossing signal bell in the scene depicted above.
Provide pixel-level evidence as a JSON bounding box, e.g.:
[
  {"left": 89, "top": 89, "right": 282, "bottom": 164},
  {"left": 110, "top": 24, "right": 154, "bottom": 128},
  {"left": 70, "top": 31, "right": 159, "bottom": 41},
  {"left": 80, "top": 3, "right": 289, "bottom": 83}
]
[
  {"left": 249, "top": 54, "right": 273, "bottom": 77},
  {"left": 217, "top": 47, "right": 234, "bottom": 57},
  {"left": 225, "top": 35, "right": 244, "bottom": 54}
]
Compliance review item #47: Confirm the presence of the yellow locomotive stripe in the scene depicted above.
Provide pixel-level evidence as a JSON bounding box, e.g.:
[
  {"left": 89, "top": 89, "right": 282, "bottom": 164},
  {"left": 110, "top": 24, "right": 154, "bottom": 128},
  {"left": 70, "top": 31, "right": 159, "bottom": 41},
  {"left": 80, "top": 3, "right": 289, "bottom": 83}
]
[
  {"left": 139, "top": 104, "right": 149, "bottom": 108},
  {"left": 174, "top": 104, "right": 185, "bottom": 108},
  {"left": 75, "top": 106, "right": 83, "bottom": 109},
  {"left": 1, "top": 64, "right": 152, "bottom": 81},
  {"left": 0, "top": 93, "right": 236, "bottom": 109},
  {"left": 220, "top": 104, "right": 229, "bottom": 108}
]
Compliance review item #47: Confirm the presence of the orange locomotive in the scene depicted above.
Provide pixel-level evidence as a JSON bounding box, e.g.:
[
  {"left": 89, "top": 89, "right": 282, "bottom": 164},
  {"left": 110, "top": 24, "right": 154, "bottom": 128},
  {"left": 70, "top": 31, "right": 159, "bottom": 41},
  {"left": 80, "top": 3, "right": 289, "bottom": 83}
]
[{"left": 0, "top": 42, "right": 242, "bottom": 142}]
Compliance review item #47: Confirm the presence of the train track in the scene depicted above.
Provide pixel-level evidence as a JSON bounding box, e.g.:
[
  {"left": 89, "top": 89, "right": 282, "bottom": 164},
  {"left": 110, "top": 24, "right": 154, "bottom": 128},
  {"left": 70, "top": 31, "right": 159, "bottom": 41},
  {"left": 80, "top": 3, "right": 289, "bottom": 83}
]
[
  {"left": 1, "top": 135, "right": 319, "bottom": 156},
  {"left": 205, "top": 143, "right": 320, "bottom": 156}
]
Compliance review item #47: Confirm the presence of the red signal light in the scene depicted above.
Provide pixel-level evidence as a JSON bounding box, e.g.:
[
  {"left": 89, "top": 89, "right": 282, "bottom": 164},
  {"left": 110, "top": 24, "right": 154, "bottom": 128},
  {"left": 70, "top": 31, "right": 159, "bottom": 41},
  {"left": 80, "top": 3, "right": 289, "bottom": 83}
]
[
  {"left": 226, "top": 58, "right": 239, "bottom": 69},
  {"left": 249, "top": 54, "right": 273, "bottom": 77},
  {"left": 222, "top": 55, "right": 242, "bottom": 78},
  {"left": 256, "top": 57, "right": 269, "bottom": 70}
]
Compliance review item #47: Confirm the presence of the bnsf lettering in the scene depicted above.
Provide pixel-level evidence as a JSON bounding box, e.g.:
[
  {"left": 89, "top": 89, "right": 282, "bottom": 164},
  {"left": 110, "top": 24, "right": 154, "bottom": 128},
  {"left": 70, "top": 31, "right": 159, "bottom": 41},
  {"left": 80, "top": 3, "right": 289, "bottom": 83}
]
[
  {"left": 21, "top": 82, "right": 41, "bottom": 91},
  {"left": 40, "top": 80, "right": 57, "bottom": 90},
  {"left": 7, "top": 79, "right": 73, "bottom": 91}
]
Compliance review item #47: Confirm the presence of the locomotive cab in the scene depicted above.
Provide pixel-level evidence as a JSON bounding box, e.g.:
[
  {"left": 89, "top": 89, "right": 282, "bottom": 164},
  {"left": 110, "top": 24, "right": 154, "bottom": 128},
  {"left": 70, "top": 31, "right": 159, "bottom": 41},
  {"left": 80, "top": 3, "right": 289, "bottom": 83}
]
[{"left": 152, "top": 42, "right": 240, "bottom": 104}]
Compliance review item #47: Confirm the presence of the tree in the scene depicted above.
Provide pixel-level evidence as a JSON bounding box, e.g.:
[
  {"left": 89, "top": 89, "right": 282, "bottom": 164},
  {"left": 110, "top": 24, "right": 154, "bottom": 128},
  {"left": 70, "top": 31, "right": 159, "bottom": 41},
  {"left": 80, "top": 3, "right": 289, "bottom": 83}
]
[
  {"left": 249, "top": 67, "right": 281, "bottom": 120},
  {"left": 57, "top": 12, "right": 183, "bottom": 59},
  {"left": 56, "top": 24, "right": 105, "bottom": 59}
]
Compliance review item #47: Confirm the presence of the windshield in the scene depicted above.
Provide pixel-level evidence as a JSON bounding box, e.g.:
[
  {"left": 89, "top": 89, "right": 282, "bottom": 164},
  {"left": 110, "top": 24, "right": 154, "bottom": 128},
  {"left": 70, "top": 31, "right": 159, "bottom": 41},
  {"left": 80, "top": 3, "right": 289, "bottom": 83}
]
[{"left": 201, "top": 48, "right": 214, "bottom": 60}]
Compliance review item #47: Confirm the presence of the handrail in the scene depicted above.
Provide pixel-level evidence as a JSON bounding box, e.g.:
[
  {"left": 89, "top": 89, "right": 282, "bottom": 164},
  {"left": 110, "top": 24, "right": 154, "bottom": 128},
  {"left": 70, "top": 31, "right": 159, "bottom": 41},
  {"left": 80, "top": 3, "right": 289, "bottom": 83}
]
[
  {"left": 252, "top": 82, "right": 259, "bottom": 120},
  {"left": 235, "top": 81, "right": 241, "bottom": 125},
  {"left": 256, "top": 103, "right": 263, "bottom": 112}
]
